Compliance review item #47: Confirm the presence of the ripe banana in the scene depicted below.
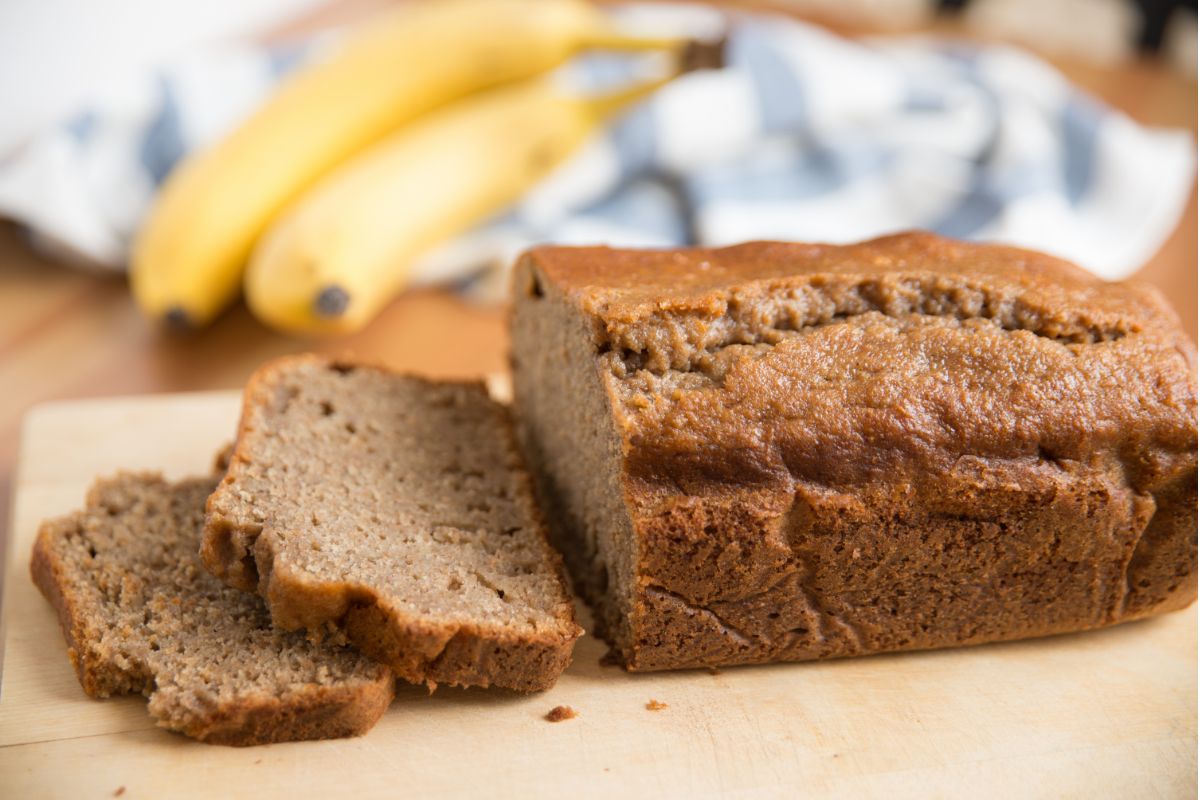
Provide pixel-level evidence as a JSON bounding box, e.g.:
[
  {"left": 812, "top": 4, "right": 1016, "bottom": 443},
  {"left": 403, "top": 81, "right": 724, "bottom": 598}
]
[
  {"left": 245, "top": 71, "right": 685, "bottom": 335},
  {"left": 131, "top": 0, "right": 688, "bottom": 329}
]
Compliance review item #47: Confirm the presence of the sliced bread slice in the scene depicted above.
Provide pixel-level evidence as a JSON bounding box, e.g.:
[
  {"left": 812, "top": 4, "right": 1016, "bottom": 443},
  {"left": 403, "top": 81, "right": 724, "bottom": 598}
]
[
  {"left": 202, "top": 355, "right": 582, "bottom": 692},
  {"left": 31, "top": 472, "right": 394, "bottom": 746}
]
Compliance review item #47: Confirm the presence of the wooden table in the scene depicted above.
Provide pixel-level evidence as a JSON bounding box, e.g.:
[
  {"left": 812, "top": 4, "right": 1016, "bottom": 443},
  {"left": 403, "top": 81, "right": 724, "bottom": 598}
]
[{"left": 0, "top": 4, "right": 1195, "bottom": 559}]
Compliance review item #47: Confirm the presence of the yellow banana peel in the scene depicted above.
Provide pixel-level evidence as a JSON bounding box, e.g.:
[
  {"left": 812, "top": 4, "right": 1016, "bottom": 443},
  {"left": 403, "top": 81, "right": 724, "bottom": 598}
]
[
  {"left": 131, "top": 0, "right": 689, "bottom": 328},
  {"left": 245, "top": 68, "right": 690, "bottom": 335}
]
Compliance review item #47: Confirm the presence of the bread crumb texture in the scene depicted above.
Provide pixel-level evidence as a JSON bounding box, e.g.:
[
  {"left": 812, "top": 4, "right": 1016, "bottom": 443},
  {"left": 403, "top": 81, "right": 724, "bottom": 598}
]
[
  {"left": 203, "top": 356, "right": 581, "bottom": 692},
  {"left": 31, "top": 472, "right": 394, "bottom": 746}
]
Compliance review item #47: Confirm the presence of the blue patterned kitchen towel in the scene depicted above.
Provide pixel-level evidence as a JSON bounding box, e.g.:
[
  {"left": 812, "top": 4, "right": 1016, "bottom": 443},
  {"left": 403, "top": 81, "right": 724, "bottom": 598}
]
[{"left": 0, "top": 4, "right": 1191, "bottom": 294}]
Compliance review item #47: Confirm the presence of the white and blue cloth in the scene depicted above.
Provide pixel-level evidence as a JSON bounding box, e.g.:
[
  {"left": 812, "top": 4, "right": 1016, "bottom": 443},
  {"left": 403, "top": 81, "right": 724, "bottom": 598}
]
[{"left": 0, "top": 5, "right": 1192, "bottom": 297}]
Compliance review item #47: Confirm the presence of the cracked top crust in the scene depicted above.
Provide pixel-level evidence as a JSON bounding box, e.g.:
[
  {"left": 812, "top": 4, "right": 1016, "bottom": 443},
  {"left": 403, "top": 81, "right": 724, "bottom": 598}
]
[{"left": 523, "top": 232, "right": 1197, "bottom": 495}]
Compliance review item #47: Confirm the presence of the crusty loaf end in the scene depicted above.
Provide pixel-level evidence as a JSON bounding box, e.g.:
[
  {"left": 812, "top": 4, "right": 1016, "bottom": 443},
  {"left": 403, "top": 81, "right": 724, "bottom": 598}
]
[{"left": 511, "top": 232, "right": 1198, "bottom": 671}]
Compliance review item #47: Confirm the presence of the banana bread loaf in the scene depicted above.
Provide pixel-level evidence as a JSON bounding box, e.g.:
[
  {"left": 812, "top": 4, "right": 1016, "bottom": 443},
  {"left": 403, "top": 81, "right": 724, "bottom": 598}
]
[
  {"left": 31, "top": 472, "right": 394, "bottom": 745},
  {"left": 510, "top": 231, "right": 1198, "bottom": 671},
  {"left": 202, "top": 356, "right": 582, "bottom": 692}
]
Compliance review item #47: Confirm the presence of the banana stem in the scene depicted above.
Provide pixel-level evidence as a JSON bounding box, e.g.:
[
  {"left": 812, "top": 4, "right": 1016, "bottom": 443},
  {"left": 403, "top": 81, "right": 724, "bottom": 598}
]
[
  {"left": 587, "top": 73, "right": 678, "bottom": 120},
  {"left": 585, "top": 37, "right": 726, "bottom": 120},
  {"left": 577, "top": 29, "right": 691, "bottom": 53}
]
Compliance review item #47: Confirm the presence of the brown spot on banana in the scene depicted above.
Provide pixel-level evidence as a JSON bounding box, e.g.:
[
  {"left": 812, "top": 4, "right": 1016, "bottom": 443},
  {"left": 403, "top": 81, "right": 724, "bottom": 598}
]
[
  {"left": 163, "top": 307, "right": 194, "bottom": 332},
  {"left": 314, "top": 285, "right": 351, "bottom": 318}
]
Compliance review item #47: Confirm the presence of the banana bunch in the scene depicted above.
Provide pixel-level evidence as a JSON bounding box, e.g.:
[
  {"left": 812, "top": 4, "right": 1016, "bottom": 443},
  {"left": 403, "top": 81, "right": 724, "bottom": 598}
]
[{"left": 132, "top": 0, "right": 709, "bottom": 333}]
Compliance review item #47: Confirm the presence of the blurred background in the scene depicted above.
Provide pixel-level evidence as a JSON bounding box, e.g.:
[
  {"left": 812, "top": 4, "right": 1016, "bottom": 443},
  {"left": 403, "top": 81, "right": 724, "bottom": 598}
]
[{"left": 0, "top": 0, "right": 1195, "bottom": 523}]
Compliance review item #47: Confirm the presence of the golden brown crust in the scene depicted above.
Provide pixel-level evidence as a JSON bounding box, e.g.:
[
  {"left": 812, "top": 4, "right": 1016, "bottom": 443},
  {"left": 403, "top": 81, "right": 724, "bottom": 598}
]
[
  {"left": 171, "top": 681, "right": 395, "bottom": 747},
  {"left": 31, "top": 529, "right": 135, "bottom": 697},
  {"left": 341, "top": 601, "right": 577, "bottom": 693},
  {"left": 525, "top": 232, "right": 1160, "bottom": 309},
  {"left": 513, "top": 232, "right": 1198, "bottom": 671},
  {"left": 31, "top": 473, "right": 395, "bottom": 746},
  {"left": 203, "top": 355, "right": 581, "bottom": 693},
  {"left": 527, "top": 233, "right": 1194, "bottom": 488}
]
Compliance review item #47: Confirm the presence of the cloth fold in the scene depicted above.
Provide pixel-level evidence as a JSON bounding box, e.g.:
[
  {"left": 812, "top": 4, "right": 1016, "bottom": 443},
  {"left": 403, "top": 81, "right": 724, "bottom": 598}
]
[{"left": 0, "top": 4, "right": 1191, "bottom": 296}]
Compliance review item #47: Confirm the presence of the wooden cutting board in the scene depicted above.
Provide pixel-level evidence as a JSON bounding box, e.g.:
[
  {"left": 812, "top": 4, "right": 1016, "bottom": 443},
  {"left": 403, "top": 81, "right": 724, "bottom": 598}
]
[{"left": 1, "top": 391, "right": 1195, "bottom": 799}]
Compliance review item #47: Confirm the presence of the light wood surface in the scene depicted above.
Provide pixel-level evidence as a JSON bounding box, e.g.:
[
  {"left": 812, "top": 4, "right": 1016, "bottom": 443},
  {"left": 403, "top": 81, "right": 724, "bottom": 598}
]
[{"left": 1, "top": 391, "right": 1195, "bottom": 798}]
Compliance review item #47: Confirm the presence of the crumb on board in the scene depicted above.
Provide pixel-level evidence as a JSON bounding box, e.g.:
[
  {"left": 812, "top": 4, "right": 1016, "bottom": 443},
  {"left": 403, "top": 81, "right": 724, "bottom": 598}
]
[
  {"left": 114, "top": 788, "right": 125, "bottom": 798},
  {"left": 645, "top": 699, "right": 668, "bottom": 711},
  {"left": 254, "top": 759, "right": 263, "bottom": 765},
  {"left": 706, "top": 667, "right": 721, "bottom": 676},
  {"left": 545, "top": 705, "right": 578, "bottom": 722}
]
